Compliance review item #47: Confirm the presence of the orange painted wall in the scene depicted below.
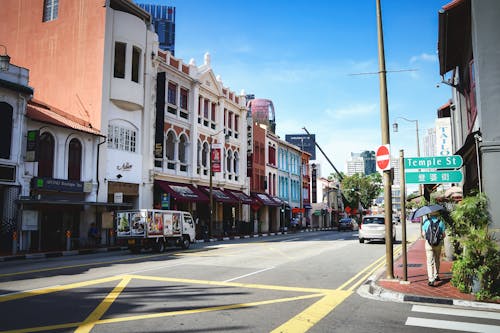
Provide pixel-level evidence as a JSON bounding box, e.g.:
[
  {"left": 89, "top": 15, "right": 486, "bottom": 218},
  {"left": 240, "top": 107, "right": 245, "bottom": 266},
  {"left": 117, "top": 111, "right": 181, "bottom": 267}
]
[{"left": 0, "top": 0, "right": 106, "bottom": 129}]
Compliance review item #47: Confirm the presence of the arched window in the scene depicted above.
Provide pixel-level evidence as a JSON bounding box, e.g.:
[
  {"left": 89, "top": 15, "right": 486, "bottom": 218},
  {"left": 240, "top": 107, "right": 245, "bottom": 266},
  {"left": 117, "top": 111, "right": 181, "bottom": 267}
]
[
  {"left": 202, "top": 142, "right": 209, "bottom": 175},
  {"left": 38, "top": 132, "right": 55, "bottom": 177},
  {"left": 68, "top": 138, "right": 82, "bottom": 180},
  {"left": 197, "top": 140, "right": 202, "bottom": 174},
  {"left": 226, "top": 150, "right": 232, "bottom": 173},
  {"left": 234, "top": 151, "right": 239, "bottom": 181},
  {"left": 165, "top": 131, "right": 175, "bottom": 170},
  {"left": 179, "top": 134, "right": 188, "bottom": 172},
  {"left": 0, "top": 102, "right": 13, "bottom": 159}
]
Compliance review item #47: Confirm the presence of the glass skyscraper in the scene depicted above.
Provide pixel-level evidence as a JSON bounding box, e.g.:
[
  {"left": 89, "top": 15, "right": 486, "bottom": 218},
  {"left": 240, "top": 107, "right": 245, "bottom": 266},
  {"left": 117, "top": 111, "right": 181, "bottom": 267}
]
[{"left": 136, "top": 3, "right": 176, "bottom": 55}]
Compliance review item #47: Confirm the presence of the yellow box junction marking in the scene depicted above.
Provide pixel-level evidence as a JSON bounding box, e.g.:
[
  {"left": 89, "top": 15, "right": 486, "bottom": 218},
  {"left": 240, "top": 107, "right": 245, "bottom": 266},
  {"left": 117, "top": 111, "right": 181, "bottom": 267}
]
[{"left": 0, "top": 242, "right": 409, "bottom": 333}]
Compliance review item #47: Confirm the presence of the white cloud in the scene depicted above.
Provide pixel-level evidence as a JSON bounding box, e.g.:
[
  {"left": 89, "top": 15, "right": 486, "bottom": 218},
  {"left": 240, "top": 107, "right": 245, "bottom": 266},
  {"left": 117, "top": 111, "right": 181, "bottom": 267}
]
[{"left": 410, "top": 53, "right": 438, "bottom": 64}]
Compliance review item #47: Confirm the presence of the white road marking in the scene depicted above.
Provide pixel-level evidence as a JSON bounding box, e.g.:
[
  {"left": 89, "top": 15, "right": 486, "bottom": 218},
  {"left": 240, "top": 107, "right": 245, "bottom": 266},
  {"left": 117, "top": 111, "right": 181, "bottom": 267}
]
[
  {"left": 223, "top": 267, "right": 275, "bottom": 282},
  {"left": 406, "top": 317, "right": 499, "bottom": 333},
  {"left": 412, "top": 304, "right": 500, "bottom": 320}
]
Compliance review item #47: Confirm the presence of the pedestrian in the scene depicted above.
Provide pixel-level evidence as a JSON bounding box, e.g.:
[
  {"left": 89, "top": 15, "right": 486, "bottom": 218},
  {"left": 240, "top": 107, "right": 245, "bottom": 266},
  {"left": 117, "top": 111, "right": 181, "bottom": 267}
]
[
  {"left": 88, "top": 222, "right": 100, "bottom": 247},
  {"left": 421, "top": 211, "right": 446, "bottom": 287}
]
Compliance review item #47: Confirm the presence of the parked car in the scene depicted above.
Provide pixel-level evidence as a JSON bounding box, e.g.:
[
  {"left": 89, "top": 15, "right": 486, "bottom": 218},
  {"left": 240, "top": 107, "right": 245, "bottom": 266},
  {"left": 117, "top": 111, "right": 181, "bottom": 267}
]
[
  {"left": 338, "top": 218, "right": 358, "bottom": 231},
  {"left": 358, "top": 215, "right": 396, "bottom": 243}
]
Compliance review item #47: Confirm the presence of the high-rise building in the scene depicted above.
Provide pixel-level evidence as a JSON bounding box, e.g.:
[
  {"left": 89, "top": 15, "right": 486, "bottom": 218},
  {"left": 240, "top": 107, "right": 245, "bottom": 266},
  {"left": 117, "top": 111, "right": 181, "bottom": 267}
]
[
  {"left": 136, "top": 3, "right": 176, "bottom": 54},
  {"left": 346, "top": 151, "right": 376, "bottom": 176},
  {"left": 360, "top": 150, "right": 376, "bottom": 175},
  {"left": 346, "top": 153, "right": 364, "bottom": 176}
]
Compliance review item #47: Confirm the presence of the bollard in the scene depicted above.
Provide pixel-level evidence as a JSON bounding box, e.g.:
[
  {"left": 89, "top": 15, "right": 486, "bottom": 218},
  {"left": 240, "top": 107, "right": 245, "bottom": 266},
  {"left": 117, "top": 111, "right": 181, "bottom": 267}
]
[
  {"left": 66, "top": 230, "right": 71, "bottom": 251},
  {"left": 12, "top": 231, "right": 18, "bottom": 255}
]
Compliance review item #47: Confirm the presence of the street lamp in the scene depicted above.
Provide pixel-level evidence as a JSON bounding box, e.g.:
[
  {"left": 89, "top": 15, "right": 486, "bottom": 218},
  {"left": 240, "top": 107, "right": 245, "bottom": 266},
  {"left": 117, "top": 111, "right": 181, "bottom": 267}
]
[
  {"left": 209, "top": 129, "right": 229, "bottom": 237},
  {"left": 392, "top": 116, "right": 421, "bottom": 196}
]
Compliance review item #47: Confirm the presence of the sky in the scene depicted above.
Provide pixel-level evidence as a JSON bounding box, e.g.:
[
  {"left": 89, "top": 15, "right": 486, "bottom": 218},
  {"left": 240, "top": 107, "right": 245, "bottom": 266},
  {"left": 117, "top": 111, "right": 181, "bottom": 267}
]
[{"left": 140, "top": 0, "right": 453, "bottom": 179}]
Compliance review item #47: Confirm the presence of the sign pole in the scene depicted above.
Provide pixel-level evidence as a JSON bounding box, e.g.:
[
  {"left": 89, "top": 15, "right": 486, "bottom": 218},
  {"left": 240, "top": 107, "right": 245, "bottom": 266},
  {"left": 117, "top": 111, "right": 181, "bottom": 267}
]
[
  {"left": 400, "top": 149, "right": 407, "bottom": 282},
  {"left": 376, "top": 0, "right": 394, "bottom": 279}
]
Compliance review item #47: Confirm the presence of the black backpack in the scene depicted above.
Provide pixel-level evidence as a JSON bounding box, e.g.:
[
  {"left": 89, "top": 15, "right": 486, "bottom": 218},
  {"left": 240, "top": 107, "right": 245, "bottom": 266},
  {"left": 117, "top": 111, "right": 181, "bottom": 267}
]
[{"left": 426, "top": 219, "right": 442, "bottom": 246}]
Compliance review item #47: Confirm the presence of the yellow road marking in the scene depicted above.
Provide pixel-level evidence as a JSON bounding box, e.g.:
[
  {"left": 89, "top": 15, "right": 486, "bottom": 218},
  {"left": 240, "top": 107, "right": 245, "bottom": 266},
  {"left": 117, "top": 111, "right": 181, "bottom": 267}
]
[
  {"left": 270, "top": 291, "right": 352, "bottom": 333},
  {"left": 127, "top": 274, "right": 336, "bottom": 294},
  {"left": 74, "top": 276, "right": 131, "bottom": 333},
  {"left": 0, "top": 293, "right": 324, "bottom": 333},
  {"left": 96, "top": 293, "right": 324, "bottom": 325},
  {"left": 0, "top": 253, "right": 175, "bottom": 278},
  {"left": 0, "top": 275, "right": 124, "bottom": 302}
]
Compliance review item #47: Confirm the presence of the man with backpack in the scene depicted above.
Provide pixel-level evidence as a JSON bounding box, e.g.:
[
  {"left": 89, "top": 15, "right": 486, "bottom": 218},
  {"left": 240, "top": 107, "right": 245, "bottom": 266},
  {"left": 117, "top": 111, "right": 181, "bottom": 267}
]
[{"left": 421, "top": 211, "right": 446, "bottom": 287}]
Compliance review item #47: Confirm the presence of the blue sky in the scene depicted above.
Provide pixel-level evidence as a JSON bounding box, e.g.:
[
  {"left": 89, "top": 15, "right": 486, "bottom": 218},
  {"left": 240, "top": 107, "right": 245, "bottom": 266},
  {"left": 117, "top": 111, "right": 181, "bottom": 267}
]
[{"left": 141, "top": 0, "right": 452, "bottom": 178}]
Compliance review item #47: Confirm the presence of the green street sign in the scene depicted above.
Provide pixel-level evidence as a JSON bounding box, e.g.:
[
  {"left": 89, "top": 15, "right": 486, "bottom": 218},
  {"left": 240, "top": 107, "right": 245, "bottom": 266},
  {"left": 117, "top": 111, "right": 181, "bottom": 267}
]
[
  {"left": 404, "top": 155, "right": 463, "bottom": 169},
  {"left": 405, "top": 170, "right": 463, "bottom": 184}
]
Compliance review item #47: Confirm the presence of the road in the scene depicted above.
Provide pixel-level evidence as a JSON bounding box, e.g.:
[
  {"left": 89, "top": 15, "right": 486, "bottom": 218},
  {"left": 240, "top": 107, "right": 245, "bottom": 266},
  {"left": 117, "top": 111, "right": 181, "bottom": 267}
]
[{"left": 0, "top": 223, "right": 498, "bottom": 332}]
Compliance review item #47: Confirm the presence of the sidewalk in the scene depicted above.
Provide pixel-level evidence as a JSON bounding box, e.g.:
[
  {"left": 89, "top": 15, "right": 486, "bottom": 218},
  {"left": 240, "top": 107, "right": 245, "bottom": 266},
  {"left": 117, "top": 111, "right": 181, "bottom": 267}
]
[{"left": 365, "top": 238, "right": 500, "bottom": 310}]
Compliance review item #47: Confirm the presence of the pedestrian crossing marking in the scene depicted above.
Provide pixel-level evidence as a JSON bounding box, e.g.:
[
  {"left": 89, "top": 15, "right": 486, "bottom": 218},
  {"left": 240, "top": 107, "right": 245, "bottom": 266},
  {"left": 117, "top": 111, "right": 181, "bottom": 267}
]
[
  {"left": 412, "top": 304, "right": 500, "bottom": 320},
  {"left": 406, "top": 317, "right": 499, "bottom": 333}
]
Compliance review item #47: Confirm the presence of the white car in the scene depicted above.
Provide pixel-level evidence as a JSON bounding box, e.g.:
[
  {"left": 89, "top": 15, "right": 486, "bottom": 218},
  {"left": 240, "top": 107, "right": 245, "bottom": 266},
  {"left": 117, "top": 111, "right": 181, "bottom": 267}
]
[{"left": 358, "top": 215, "right": 396, "bottom": 243}]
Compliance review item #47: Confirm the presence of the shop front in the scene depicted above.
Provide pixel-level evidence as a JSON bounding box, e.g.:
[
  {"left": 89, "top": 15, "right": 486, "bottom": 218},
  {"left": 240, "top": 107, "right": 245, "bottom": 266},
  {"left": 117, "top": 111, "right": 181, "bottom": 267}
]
[
  {"left": 250, "top": 192, "right": 281, "bottom": 233},
  {"left": 16, "top": 177, "right": 132, "bottom": 252}
]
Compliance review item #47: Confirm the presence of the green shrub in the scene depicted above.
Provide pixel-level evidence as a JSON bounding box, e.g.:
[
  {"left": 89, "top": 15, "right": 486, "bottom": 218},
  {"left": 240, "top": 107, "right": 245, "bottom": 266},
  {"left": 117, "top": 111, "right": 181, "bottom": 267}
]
[{"left": 450, "top": 193, "right": 500, "bottom": 300}]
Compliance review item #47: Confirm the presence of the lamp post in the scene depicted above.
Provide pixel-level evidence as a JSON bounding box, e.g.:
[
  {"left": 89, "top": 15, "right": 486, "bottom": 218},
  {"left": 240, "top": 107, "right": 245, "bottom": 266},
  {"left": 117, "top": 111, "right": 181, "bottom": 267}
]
[
  {"left": 209, "top": 129, "right": 228, "bottom": 237},
  {"left": 392, "top": 116, "right": 421, "bottom": 196}
]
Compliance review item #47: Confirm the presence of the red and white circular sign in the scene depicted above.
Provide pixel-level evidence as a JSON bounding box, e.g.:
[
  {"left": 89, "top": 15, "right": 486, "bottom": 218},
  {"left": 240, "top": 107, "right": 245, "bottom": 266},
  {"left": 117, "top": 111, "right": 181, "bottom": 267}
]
[{"left": 376, "top": 145, "right": 391, "bottom": 171}]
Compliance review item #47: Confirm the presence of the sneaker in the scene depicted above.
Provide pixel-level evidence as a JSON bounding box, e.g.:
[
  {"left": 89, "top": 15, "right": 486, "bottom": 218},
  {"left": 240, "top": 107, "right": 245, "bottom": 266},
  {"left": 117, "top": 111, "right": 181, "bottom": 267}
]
[{"left": 428, "top": 280, "right": 434, "bottom": 287}]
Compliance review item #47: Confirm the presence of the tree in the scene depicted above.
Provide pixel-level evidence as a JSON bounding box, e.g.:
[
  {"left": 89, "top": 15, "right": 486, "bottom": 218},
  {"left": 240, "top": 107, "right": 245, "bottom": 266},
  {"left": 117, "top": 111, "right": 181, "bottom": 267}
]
[{"left": 340, "top": 173, "right": 382, "bottom": 213}]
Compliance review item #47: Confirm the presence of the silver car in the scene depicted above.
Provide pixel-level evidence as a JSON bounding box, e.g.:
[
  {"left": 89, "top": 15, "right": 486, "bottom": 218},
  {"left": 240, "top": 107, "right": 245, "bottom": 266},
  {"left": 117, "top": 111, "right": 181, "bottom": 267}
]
[{"left": 358, "top": 215, "right": 396, "bottom": 243}]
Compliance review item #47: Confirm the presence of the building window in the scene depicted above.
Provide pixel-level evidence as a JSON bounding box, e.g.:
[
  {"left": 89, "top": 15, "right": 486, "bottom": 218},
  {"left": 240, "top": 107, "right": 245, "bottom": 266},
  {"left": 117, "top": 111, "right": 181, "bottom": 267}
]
[
  {"left": 38, "top": 132, "right": 55, "bottom": 177},
  {"left": 131, "top": 46, "right": 141, "bottom": 83},
  {"left": 165, "top": 131, "right": 175, "bottom": 170},
  {"left": 167, "top": 82, "right": 177, "bottom": 105},
  {"left": 0, "top": 102, "right": 13, "bottom": 159},
  {"left": 114, "top": 42, "right": 126, "bottom": 79},
  {"left": 180, "top": 88, "right": 188, "bottom": 110},
  {"left": 179, "top": 134, "right": 188, "bottom": 172},
  {"left": 68, "top": 138, "right": 82, "bottom": 181},
  {"left": 107, "top": 124, "right": 137, "bottom": 152},
  {"left": 43, "top": 0, "right": 58, "bottom": 22}
]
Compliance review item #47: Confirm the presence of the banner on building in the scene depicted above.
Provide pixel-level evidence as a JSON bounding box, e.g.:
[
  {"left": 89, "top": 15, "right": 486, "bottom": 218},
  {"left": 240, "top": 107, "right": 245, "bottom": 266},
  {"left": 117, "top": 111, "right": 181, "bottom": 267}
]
[{"left": 211, "top": 143, "right": 222, "bottom": 172}]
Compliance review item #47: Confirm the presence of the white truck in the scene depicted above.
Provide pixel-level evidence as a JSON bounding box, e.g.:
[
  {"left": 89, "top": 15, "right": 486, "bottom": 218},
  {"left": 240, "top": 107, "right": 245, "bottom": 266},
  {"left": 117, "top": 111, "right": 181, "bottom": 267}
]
[{"left": 116, "top": 209, "right": 196, "bottom": 253}]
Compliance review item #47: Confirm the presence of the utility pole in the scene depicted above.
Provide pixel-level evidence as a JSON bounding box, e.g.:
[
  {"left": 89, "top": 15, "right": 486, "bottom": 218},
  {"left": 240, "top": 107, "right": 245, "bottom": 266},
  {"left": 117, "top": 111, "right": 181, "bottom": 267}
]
[{"left": 376, "top": 0, "right": 394, "bottom": 279}]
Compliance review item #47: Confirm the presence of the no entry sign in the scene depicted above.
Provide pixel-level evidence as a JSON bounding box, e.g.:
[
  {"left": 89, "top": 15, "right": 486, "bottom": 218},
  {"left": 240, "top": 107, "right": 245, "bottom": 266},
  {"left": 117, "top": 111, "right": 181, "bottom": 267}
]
[{"left": 376, "top": 145, "right": 391, "bottom": 171}]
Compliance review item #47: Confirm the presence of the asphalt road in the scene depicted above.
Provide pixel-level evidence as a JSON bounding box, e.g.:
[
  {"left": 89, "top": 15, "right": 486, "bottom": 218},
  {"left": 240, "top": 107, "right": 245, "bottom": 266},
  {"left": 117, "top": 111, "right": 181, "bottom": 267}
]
[{"left": 1, "top": 223, "right": 496, "bottom": 332}]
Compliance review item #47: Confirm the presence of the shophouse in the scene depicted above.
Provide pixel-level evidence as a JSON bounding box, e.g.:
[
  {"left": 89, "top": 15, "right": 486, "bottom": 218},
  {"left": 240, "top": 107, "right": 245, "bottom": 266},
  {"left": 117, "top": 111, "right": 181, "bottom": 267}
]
[
  {"left": 0, "top": 0, "right": 156, "bottom": 249},
  {"left": 277, "top": 140, "right": 302, "bottom": 228},
  {"left": 0, "top": 57, "right": 33, "bottom": 253},
  {"left": 438, "top": 0, "right": 500, "bottom": 233},
  {"left": 151, "top": 51, "right": 250, "bottom": 237}
]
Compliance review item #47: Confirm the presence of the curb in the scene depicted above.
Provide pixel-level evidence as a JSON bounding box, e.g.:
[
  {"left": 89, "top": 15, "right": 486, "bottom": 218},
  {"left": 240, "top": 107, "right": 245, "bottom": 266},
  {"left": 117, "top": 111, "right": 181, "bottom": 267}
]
[
  {"left": 1, "top": 228, "right": 335, "bottom": 261},
  {"left": 358, "top": 273, "right": 500, "bottom": 312},
  {"left": 0, "top": 246, "right": 129, "bottom": 262}
]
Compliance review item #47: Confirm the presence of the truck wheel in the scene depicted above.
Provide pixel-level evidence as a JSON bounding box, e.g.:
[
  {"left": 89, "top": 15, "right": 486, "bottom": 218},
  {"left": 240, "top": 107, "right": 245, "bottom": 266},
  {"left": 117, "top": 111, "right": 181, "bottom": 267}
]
[
  {"left": 359, "top": 238, "right": 364, "bottom": 243},
  {"left": 181, "top": 236, "right": 190, "bottom": 249},
  {"left": 154, "top": 240, "right": 165, "bottom": 253}
]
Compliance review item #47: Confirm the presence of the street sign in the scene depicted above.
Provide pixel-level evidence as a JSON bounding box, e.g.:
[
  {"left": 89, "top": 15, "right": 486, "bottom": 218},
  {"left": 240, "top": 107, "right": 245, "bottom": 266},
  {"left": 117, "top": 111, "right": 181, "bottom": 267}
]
[
  {"left": 404, "top": 155, "right": 463, "bottom": 169},
  {"left": 376, "top": 145, "right": 391, "bottom": 171},
  {"left": 405, "top": 170, "right": 463, "bottom": 184}
]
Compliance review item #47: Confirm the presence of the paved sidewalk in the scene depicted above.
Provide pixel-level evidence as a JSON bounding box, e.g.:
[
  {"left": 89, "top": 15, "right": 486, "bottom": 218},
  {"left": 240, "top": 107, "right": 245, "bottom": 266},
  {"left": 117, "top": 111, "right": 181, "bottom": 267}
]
[{"left": 363, "top": 238, "right": 500, "bottom": 311}]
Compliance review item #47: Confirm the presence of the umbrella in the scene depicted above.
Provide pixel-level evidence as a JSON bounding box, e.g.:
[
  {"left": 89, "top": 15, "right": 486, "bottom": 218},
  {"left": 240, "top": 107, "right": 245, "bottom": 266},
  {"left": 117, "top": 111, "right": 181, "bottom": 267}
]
[{"left": 410, "top": 204, "right": 446, "bottom": 220}]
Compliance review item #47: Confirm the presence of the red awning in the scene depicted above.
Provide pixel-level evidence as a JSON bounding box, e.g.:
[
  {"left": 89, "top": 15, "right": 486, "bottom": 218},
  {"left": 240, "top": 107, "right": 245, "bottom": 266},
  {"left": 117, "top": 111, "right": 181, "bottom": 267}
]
[
  {"left": 225, "top": 189, "right": 252, "bottom": 205},
  {"left": 155, "top": 181, "right": 208, "bottom": 203},
  {"left": 199, "top": 186, "right": 238, "bottom": 204},
  {"left": 251, "top": 192, "right": 281, "bottom": 207}
]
